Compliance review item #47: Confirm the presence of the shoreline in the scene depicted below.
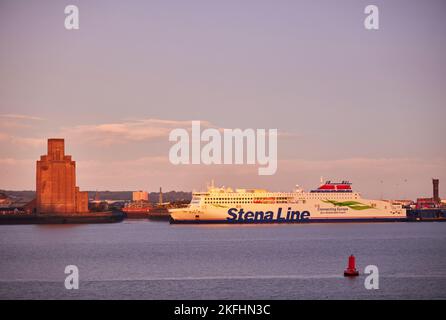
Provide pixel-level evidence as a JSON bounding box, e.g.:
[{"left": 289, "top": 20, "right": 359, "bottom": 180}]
[{"left": 0, "top": 211, "right": 124, "bottom": 225}]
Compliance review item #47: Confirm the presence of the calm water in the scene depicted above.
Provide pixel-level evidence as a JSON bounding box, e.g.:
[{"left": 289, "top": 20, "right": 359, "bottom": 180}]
[{"left": 0, "top": 220, "right": 445, "bottom": 299}]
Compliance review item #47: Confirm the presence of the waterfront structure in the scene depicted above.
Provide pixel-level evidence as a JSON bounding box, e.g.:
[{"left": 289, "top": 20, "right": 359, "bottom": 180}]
[
  {"left": 133, "top": 191, "right": 149, "bottom": 201},
  {"left": 433, "top": 179, "right": 440, "bottom": 203},
  {"left": 416, "top": 178, "right": 442, "bottom": 209},
  {"left": 169, "top": 181, "right": 406, "bottom": 223},
  {"left": 123, "top": 191, "right": 150, "bottom": 218},
  {"left": 36, "top": 139, "right": 88, "bottom": 214}
]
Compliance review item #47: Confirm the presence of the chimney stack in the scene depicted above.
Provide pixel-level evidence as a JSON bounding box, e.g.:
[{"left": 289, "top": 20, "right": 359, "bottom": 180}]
[
  {"left": 433, "top": 179, "right": 440, "bottom": 203},
  {"left": 159, "top": 187, "right": 163, "bottom": 205}
]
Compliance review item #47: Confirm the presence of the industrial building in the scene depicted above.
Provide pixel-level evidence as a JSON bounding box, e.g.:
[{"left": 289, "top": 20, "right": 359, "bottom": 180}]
[{"left": 132, "top": 191, "right": 149, "bottom": 202}]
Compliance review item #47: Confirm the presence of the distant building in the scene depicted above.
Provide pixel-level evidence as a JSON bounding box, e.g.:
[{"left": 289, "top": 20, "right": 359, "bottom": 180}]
[
  {"left": 133, "top": 191, "right": 148, "bottom": 202},
  {"left": 433, "top": 179, "right": 440, "bottom": 203},
  {"left": 416, "top": 198, "right": 437, "bottom": 209},
  {"left": 416, "top": 179, "right": 442, "bottom": 209},
  {"left": 36, "top": 139, "right": 89, "bottom": 214}
]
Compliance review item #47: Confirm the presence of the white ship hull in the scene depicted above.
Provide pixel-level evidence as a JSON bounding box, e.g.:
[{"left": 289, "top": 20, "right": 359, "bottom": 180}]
[
  {"left": 169, "top": 183, "right": 407, "bottom": 224},
  {"left": 170, "top": 206, "right": 406, "bottom": 223}
]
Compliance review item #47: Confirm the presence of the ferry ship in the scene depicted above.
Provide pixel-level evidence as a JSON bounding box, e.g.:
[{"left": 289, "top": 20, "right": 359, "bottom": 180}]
[{"left": 169, "top": 181, "right": 407, "bottom": 224}]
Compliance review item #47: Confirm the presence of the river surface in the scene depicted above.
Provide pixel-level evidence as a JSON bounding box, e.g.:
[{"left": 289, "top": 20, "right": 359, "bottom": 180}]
[{"left": 0, "top": 220, "right": 445, "bottom": 299}]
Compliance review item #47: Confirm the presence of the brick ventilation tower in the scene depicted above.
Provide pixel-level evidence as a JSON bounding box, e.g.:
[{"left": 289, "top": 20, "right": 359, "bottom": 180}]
[
  {"left": 36, "top": 139, "right": 89, "bottom": 214},
  {"left": 433, "top": 179, "right": 440, "bottom": 204}
]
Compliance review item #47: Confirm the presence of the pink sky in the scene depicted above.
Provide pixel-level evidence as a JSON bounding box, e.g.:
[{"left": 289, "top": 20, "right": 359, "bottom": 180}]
[{"left": 1, "top": 0, "right": 445, "bottom": 200}]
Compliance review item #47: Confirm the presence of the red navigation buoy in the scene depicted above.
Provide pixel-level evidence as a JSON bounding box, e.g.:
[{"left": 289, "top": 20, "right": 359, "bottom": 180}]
[{"left": 344, "top": 254, "right": 359, "bottom": 277}]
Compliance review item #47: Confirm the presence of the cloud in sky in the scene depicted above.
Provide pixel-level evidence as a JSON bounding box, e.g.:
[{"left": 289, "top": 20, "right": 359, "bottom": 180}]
[
  {"left": 60, "top": 119, "right": 213, "bottom": 146},
  {"left": 0, "top": 113, "right": 45, "bottom": 130},
  {"left": 0, "top": 117, "right": 210, "bottom": 150},
  {"left": 0, "top": 114, "right": 47, "bottom": 147},
  {"left": 1, "top": 116, "right": 294, "bottom": 151},
  {"left": 11, "top": 136, "right": 46, "bottom": 148},
  {"left": 0, "top": 114, "right": 45, "bottom": 149},
  {"left": 59, "top": 118, "right": 296, "bottom": 147},
  {"left": 0, "top": 114, "right": 44, "bottom": 121}
]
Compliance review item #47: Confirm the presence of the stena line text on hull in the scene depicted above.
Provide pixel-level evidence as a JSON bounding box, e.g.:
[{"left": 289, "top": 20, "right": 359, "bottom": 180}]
[{"left": 227, "top": 207, "right": 310, "bottom": 222}]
